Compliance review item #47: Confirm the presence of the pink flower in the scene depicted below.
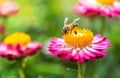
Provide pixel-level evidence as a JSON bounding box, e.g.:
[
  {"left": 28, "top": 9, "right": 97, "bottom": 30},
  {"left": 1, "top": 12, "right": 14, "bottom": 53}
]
[
  {"left": 0, "top": 32, "right": 42, "bottom": 60},
  {"left": 0, "top": 0, "right": 19, "bottom": 16},
  {"left": 74, "top": 0, "right": 120, "bottom": 17},
  {"left": 48, "top": 18, "right": 110, "bottom": 63}
]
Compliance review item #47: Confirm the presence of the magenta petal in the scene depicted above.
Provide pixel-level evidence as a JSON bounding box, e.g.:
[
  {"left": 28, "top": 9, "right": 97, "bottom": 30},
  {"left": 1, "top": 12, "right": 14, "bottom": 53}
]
[
  {"left": 82, "top": 48, "right": 96, "bottom": 58},
  {"left": 0, "top": 41, "right": 42, "bottom": 60},
  {"left": 92, "top": 44, "right": 110, "bottom": 50},
  {"left": 71, "top": 49, "right": 77, "bottom": 56},
  {"left": 93, "top": 34, "right": 101, "bottom": 40},
  {"left": 83, "top": 53, "right": 90, "bottom": 60},
  {"left": 73, "top": 52, "right": 79, "bottom": 60},
  {"left": 92, "top": 34, "right": 110, "bottom": 50},
  {"left": 0, "top": 43, "right": 19, "bottom": 60},
  {"left": 58, "top": 53, "right": 72, "bottom": 59},
  {"left": 25, "top": 42, "right": 42, "bottom": 56},
  {"left": 93, "top": 34, "right": 104, "bottom": 43},
  {"left": 78, "top": 50, "right": 85, "bottom": 63},
  {"left": 0, "top": 43, "right": 7, "bottom": 51},
  {"left": 49, "top": 48, "right": 71, "bottom": 55},
  {"left": 74, "top": 4, "right": 86, "bottom": 14},
  {"left": 16, "top": 44, "right": 24, "bottom": 55},
  {"left": 86, "top": 47, "right": 108, "bottom": 57},
  {"left": 70, "top": 58, "right": 77, "bottom": 63},
  {"left": 78, "top": 59, "right": 85, "bottom": 63}
]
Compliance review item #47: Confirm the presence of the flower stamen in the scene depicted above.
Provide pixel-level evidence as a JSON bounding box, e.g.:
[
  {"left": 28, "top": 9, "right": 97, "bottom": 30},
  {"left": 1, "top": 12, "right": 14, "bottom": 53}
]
[
  {"left": 63, "top": 27, "right": 94, "bottom": 47},
  {"left": 4, "top": 32, "right": 31, "bottom": 46},
  {"left": 97, "top": 0, "right": 115, "bottom": 5}
]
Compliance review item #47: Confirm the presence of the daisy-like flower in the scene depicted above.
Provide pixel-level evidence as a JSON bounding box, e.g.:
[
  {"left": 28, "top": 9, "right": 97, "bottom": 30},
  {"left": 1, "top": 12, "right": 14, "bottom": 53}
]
[
  {"left": 0, "top": 32, "right": 42, "bottom": 60},
  {"left": 74, "top": 0, "right": 120, "bottom": 17},
  {"left": 0, "top": 0, "right": 19, "bottom": 16},
  {"left": 48, "top": 18, "right": 110, "bottom": 63}
]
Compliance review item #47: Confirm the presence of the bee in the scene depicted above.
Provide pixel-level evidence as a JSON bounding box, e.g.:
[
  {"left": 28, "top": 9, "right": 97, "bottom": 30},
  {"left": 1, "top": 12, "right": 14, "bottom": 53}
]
[{"left": 62, "top": 18, "right": 80, "bottom": 34}]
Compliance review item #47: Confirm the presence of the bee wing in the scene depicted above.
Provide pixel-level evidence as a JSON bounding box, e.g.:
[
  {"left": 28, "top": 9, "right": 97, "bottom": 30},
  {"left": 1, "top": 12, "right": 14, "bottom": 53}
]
[
  {"left": 64, "top": 17, "right": 69, "bottom": 26},
  {"left": 71, "top": 18, "right": 80, "bottom": 24}
]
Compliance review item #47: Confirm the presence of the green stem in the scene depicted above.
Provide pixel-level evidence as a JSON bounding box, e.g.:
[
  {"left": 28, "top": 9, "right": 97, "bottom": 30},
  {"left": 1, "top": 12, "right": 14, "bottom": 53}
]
[
  {"left": 17, "top": 59, "right": 25, "bottom": 78},
  {"left": 0, "top": 32, "right": 5, "bottom": 41},
  {"left": 1, "top": 16, "right": 8, "bottom": 25},
  {"left": 78, "top": 62, "right": 84, "bottom": 78},
  {"left": 100, "top": 17, "right": 106, "bottom": 35},
  {"left": 0, "top": 36, "right": 3, "bottom": 41},
  {"left": 0, "top": 16, "right": 8, "bottom": 41}
]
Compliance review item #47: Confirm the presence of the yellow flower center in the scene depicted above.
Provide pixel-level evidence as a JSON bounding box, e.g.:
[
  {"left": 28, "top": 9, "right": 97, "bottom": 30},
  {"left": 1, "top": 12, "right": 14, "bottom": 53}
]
[
  {"left": 4, "top": 32, "right": 31, "bottom": 46},
  {"left": 63, "top": 27, "right": 94, "bottom": 47},
  {"left": 0, "top": 0, "right": 10, "bottom": 5},
  {"left": 97, "top": 0, "right": 115, "bottom": 5}
]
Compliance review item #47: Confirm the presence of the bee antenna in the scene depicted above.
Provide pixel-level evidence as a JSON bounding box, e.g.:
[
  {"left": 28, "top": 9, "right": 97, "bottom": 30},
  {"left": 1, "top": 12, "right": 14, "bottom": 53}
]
[
  {"left": 71, "top": 18, "right": 80, "bottom": 24},
  {"left": 64, "top": 17, "right": 69, "bottom": 26}
]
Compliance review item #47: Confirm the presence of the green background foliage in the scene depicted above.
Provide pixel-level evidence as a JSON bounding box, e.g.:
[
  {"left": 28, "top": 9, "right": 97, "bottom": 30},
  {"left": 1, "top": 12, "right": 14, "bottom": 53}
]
[{"left": 0, "top": 0, "right": 120, "bottom": 78}]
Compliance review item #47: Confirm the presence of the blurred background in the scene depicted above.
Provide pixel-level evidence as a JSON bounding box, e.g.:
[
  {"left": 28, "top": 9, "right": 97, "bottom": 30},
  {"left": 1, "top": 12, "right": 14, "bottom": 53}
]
[{"left": 0, "top": 0, "right": 120, "bottom": 78}]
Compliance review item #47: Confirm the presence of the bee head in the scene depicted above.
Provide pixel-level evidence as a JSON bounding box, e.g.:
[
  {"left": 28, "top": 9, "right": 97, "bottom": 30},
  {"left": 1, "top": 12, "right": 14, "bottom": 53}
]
[{"left": 62, "top": 26, "right": 69, "bottom": 34}]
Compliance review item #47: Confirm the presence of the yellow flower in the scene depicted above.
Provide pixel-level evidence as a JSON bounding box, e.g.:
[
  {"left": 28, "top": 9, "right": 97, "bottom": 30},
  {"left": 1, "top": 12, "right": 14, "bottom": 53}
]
[
  {"left": 63, "top": 27, "right": 94, "bottom": 48},
  {"left": 96, "top": 0, "right": 115, "bottom": 5},
  {"left": 4, "top": 32, "right": 31, "bottom": 46}
]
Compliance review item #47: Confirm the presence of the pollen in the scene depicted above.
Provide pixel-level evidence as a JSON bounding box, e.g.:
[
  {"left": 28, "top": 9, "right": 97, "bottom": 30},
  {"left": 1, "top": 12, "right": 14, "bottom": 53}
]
[
  {"left": 97, "top": 0, "right": 115, "bottom": 5},
  {"left": 0, "top": 0, "right": 10, "bottom": 5},
  {"left": 63, "top": 27, "right": 94, "bottom": 48},
  {"left": 4, "top": 32, "right": 31, "bottom": 46}
]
